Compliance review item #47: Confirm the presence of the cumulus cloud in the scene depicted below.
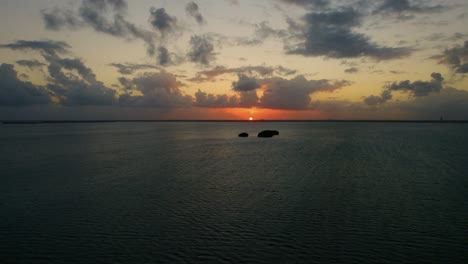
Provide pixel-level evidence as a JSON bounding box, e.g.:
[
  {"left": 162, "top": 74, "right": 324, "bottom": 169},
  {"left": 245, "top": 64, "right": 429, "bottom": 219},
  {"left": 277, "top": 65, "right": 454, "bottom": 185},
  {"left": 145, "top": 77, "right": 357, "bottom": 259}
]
[
  {"left": 239, "top": 90, "right": 259, "bottom": 107},
  {"left": 188, "top": 35, "right": 216, "bottom": 65},
  {"left": 395, "top": 88, "right": 468, "bottom": 119},
  {"left": 232, "top": 74, "right": 261, "bottom": 92},
  {"left": 110, "top": 63, "right": 160, "bottom": 75},
  {"left": 194, "top": 90, "right": 239, "bottom": 108},
  {"left": 363, "top": 90, "right": 392, "bottom": 105},
  {"left": 42, "top": 0, "right": 156, "bottom": 55},
  {"left": 186, "top": 2, "right": 205, "bottom": 25},
  {"left": 260, "top": 75, "right": 350, "bottom": 110},
  {"left": 119, "top": 72, "right": 192, "bottom": 108},
  {"left": 386, "top": 72, "right": 444, "bottom": 96},
  {"left": 0, "top": 40, "right": 116, "bottom": 107},
  {"left": 16, "top": 60, "right": 47, "bottom": 69},
  {"left": 0, "top": 40, "right": 71, "bottom": 56},
  {"left": 149, "top": 7, "right": 178, "bottom": 36},
  {"left": 0, "top": 64, "right": 51, "bottom": 106},
  {"left": 1, "top": 40, "right": 116, "bottom": 106},
  {"left": 285, "top": 9, "right": 412, "bottom": 60},
  {"left": 45, "top": 56, "right": 117, "bottom": 106},
  {"left": 434, "top": 41, "right": 468, "bottom": 73}
]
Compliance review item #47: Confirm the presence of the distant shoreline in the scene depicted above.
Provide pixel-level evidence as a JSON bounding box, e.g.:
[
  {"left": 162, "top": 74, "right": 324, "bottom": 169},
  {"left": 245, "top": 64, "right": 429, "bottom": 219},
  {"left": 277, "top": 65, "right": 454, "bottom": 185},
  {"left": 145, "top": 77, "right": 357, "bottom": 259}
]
[{"left": 2, "top": 120, "right": 468, "bottom": 124}]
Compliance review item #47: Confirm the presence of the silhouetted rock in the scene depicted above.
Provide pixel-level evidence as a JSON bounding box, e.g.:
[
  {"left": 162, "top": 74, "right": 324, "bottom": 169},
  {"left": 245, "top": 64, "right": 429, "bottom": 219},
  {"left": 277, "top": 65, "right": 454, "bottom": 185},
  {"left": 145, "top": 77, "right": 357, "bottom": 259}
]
[
  {"left": 257, "top": 130, "right": 279, "bottom": 138},
  {"left": 238, "top": 132, "right": 249, "bottom": 137}
]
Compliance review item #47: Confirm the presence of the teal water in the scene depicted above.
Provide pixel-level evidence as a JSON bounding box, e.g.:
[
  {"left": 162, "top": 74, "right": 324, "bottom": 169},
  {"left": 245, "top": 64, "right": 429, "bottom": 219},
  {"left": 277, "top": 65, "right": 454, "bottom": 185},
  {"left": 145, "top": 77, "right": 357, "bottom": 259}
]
[{"left": 0, "top": 122, "right": 466, "bottom": 263}]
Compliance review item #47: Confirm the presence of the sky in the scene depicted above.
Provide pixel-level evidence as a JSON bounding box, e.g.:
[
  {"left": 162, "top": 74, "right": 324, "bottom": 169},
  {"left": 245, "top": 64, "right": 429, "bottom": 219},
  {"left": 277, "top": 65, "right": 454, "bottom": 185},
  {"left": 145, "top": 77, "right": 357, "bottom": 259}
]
[{"left": 0, "top": 0, "right": 467, "bottom": 120}]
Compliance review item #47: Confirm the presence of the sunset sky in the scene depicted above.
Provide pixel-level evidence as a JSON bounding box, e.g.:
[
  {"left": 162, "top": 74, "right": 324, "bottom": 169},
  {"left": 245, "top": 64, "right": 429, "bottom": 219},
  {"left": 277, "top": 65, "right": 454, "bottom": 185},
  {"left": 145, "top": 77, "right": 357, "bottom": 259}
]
[{"left": 1, "top": 0, "right": 467, "bottom": 120}]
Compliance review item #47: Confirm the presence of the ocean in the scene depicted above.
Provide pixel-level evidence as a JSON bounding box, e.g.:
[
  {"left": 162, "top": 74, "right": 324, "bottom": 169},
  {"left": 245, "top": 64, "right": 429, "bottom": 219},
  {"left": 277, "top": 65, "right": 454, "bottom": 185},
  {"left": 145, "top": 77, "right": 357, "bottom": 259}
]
[{"left": 0, "top": 122, "right": 466, "bottom": 263}]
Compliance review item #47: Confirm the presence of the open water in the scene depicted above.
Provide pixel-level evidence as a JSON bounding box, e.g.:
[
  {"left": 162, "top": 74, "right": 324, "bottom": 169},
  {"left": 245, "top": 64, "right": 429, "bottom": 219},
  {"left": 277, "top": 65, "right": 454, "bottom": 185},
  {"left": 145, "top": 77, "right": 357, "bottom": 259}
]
[{"left": 0, "top": 122, "right": 466, "bottom": 263}]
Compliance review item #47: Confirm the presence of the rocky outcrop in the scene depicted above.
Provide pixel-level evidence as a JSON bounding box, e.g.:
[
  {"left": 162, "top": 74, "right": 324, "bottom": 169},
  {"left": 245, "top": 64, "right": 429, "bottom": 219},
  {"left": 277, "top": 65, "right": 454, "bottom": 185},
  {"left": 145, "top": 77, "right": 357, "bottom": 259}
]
[
  {"left": 257, "top": 130, "right": 279, "bottom": 138},
  {"left": 238, "top": 132, "right": 249, "bottom": 137}
]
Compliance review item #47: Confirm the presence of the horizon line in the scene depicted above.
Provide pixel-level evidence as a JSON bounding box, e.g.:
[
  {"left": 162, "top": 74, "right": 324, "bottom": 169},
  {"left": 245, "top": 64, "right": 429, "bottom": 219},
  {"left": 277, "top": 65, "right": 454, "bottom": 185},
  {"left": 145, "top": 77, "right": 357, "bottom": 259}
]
[{"left": 2, "top": 119, "right": 468, "bottom": 124}]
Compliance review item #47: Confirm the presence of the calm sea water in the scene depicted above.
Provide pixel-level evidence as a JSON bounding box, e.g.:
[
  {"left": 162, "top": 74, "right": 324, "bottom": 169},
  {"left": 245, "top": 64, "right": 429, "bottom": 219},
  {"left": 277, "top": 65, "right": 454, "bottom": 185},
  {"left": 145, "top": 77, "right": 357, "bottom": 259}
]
[{"left": 0, "top": 122, "right": 466, "bottom": 263}]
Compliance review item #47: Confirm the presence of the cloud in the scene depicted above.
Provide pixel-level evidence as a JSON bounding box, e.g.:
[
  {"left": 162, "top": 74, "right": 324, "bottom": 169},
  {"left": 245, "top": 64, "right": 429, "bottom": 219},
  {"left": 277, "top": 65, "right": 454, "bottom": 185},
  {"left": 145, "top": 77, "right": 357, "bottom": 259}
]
[
  {"left": 0, "top": 40, "right": 71, "bottom": 56},
  {"left": 193, "top": 90, "right": 239, "bottom": 108},
  {"left": 363, "top": 90, "right": 392, "bottom": 105},
  {"left": 236, "top": 22, "right": 288, "bottom": 46},
  {"left": 239, "top": 90, "right": 259, "bottom": 107},
  {"left": 118, "top": 72, "right": 192, "bottom": 108},
  {"left": 188, "top": 35, "right": 216, "bottom": 65},
  {"left": 189, "top": 65, "right": 296, "bottom": 82},
  {"left": 42, "top": 0, "right": 156, "bottom": 55},
  {"left": 232, "top": 74, "right": 261, "bottom": 92},
  {"left": 156, "top": 46, "right": 184, "bottom": 66},
  {"left": 344, "top": 67, "right": 359, "bottom": 73},
  {"left": 434, "top": 41, "right": 468, "bottom": 73},
  {"left": 0, "top": 64, "right": 51, "bottom": 106},
  {"left": 193, "top": 89, "right": 258, "bottom": 108},
  {"left": 386, "top": 72, "right": 444, "bottom": 96},
  {"left": 45, "top": 56, "right": 117, "bottom": 106},
  {"left": 42, "top": 8, "right": 82, "bottom": 30},
  {"left": 110, "top": 63, "right": 160, "bottom": 75},
  {"left": 260, "top": 75, "right": 350, "bottom": 110},
  {"left": 149, "top": 7, "right": 178, "bottom": 36},
  {"left": 277, "top": 0, "right": 329, "bottom": 8},
  {"left": 186, "top": 2, "right": 205, "bottom": 25},
  {"left": 285, "top": 9, "right": 412, "bottom": 60},
  {"left": 375, "top": 0, "right": 445, "bottom": 14},
  {"left": 16, "top": 60, "right": 47, "bottom": 69},
  {"left": 395, "top": 87, "right": 468, "bottom": 119}
]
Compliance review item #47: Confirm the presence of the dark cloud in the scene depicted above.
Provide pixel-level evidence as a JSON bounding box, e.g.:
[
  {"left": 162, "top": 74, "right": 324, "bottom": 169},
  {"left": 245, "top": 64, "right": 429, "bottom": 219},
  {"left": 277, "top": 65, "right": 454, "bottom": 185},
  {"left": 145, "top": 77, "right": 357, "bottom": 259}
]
[
  {"left": 188, "top": 35, "right": 216, "bottom": 65},
  {"left": 0, "top": 64, "right": 51, "bottom": 106},
  {"left": 236, "top": 22, "right": 288, "bottom": 46},
  {"left": 239, "top": 90, "right": 259, "bottom": 107},
  {"left": 193, "top": 89, "right": 258, "bottom": 108},
  {"left": 285, "top": 9, "right": 412, "bottom": 60},
  {"left": 186, "top": 2, "right": 205, "bottom": 25},
  {"left": 311, "top": 86, "right": 468, "bottom": 120},
  {"left": 232, "top": 74, "right": 261, "bottom": 92},
  {"left": 110, "top": 63, "right": 160, "bottom": 75},
  {"left": 194, "top": 74, "right": 349, "bottom": 110},
  {"left": 16, "top": 60, "right": 47, "bottom": 69},
  {"left": 434, "top": 41, "right": 468, "bottom": 73},
  {"left": 194, "top": 90, "right": 239, "bottom": 108},
  {"left": 344, "top": 67, "right": 359, "bottom": 73},
  {"left": 363, "top": 90, "right": 392, "bottom": 105},
  {"left": 158, "top": 47, "right": 171, "bottom": 66},
  {"left": 189, "top": 65, "right": 296, "bottom": 82},
  {"left": 0, "top": 40, "right": 71, "bottom": 56},
  {"left": 45, "top": 56, "right": 117, "bottom": 106},
  {"left": 149, "top": 8, "right": 178, "bottom": 36},
  {"left": 395, "top": 88, "right": 468, "bottom": 120},
  {"left": 42, "top": 8, "right": 82, "bottom": 30},
  {"left": 278, "top": 0, "right": 329, "bottom": 8},
  {"left": 375, "top": 0, "right": 445, "bottom": 14},
  {"left": 260, "top": 75, "right": 350, "bottom": 110},
  {"left": 119, "top": 72, "right": 192, "bottom": 108},
  {"left": 42, "top": 0, "right": 156, "bottom": 55},
  {"left": 386, "top": 72, "right": 444, "bottom": 97}
]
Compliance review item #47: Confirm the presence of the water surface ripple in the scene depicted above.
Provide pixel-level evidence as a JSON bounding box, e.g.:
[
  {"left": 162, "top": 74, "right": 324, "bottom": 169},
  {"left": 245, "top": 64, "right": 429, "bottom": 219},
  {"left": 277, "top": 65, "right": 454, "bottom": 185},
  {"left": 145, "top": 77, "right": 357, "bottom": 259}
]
[{"left": 0, "top": 122, "right": 466, "bottom": 263}]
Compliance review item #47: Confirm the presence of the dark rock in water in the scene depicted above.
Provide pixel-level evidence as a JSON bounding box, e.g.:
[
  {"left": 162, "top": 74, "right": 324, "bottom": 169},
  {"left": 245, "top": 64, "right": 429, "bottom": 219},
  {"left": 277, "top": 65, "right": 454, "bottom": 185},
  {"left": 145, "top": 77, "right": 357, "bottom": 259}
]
[
  {"left": 238, "top": 132, "right": 249, "bottom": 137},
  {"left": 257, "top": 130, "right": 279, "bottom": 138}
]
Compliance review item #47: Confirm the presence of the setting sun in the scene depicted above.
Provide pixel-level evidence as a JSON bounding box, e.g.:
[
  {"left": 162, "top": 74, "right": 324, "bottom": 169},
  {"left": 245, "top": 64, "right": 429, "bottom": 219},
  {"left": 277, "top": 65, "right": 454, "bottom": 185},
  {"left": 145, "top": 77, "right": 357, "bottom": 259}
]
[{"left": 249, "top": 117, "right": 253, "bottom": 121}]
